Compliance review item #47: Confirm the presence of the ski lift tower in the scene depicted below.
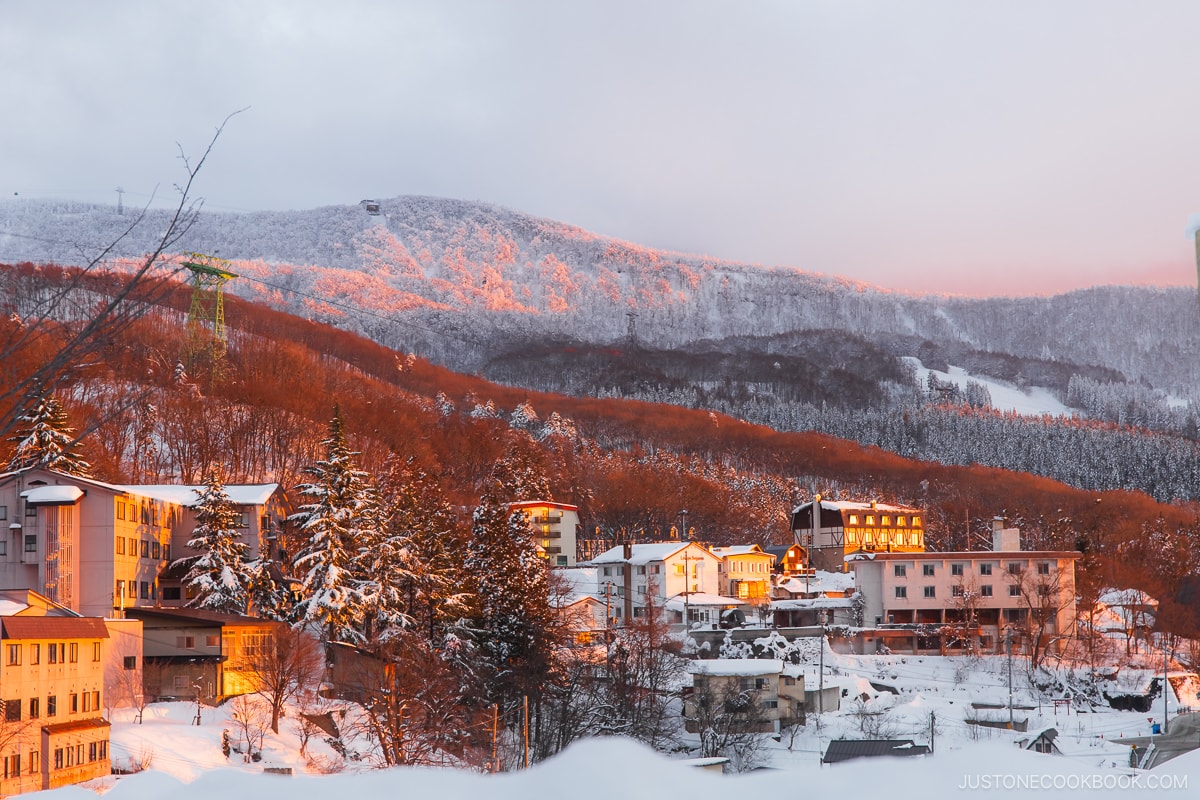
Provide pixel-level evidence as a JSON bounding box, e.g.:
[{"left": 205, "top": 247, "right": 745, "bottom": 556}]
[{"left": 181, "top": 252, "right": 238, "bottom": 364}]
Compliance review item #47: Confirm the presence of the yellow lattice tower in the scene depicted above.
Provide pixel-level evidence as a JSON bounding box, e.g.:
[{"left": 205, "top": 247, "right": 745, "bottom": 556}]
[{"left": 181, "top": 252, "right": 238, "bottom": 366}]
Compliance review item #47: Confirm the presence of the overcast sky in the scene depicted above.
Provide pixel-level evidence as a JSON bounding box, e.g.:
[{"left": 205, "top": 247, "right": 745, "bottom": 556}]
[{"left": 5, "top": 1, "right": 1200, "bottom": 297}]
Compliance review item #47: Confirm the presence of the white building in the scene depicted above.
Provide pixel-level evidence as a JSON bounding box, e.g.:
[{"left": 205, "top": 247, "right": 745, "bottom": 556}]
[{"left": 587, "top": 542, "right": 724, "bottom": 625}]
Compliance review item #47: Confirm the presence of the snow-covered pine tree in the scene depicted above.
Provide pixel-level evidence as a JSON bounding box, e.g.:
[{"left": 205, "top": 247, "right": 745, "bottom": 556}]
[
  {"left": 463, "top": 448, "right": 561, "bottom": 708},
  {"left": 289, "top": 410, "right": 369, "bottom": 644},
  {"left": 5, "top": 390, "right": 92, "bottom": 476},
  {"left": 246, "top": 556, "right": 291, "bottom": 621},
  {"left": 377, "top": 457, "right": 467, "bottom": 646},
  {"left": 349, "top": 475, "right": 414, "bottom": 645},
  {"left": 181, "top": 463, "right": 252, "bottom": 614}
]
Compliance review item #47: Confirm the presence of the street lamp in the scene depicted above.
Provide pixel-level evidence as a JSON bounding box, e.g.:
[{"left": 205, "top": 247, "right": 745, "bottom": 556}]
[{"left": 678, "top": 509, "right": 689, "bottom": 542}]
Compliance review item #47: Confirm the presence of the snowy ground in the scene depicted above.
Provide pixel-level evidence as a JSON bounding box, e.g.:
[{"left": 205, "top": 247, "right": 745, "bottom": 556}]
[
  {"left": 904, "top": 358, "right": 1075, "bottom": 416},
  {"left": 56, "top": 648, "right": 1200, "bottom": 800}
]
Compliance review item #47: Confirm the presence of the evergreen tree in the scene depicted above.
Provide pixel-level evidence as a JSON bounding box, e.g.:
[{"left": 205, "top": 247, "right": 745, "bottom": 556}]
[
  {"left": 351, "top": 475, "right": 415, "bottom": 645},
  {"left": 5, "top": 390, "right": 92, "bottom": 476},
  {"left": 246, "top": 556, "right": 291, "bottom": 621},
  {"left": 379, "top": 457, "right": 467, "bottom": 646},
  {"left": 181, "top": 463, "right": 252, "bottom": 613},
  {"left": 289, "top": 410, "right": 369, "bottom": 643},
  {"left": 463, "top": 449, "right": 561, "bottom": 711}
]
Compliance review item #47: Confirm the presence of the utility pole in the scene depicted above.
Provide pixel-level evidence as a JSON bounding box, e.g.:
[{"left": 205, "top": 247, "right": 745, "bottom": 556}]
[
  {"left": 1163, "top": 640, "right": 1170, "bottom": 735},
  {"left": 523, "top": 695, "right": 530, "bottom": 769},
  {"left": 818, "top": 610, "right": 827, "bottom": 716},
  {"left": 1006, "top": 626, "right": 1014, "bottom": 729},
  {"left": 490, "top": 704, "right": 498, "bottom": 772}
]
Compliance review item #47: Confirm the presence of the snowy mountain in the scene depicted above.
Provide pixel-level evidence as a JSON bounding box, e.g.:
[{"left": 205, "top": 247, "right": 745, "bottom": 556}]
[{"left": 5, "top": 196, "right": 1200, "bottom": 500}]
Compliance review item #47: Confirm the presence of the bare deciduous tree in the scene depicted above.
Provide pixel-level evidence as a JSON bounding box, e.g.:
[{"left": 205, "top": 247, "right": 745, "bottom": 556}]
[{"left": 242, "top": 624, "right": 324, "bottom": 734}]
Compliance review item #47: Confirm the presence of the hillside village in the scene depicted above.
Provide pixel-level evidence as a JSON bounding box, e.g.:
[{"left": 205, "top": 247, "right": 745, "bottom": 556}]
[{"left": 1, "top": 450, "right": 1198, "bottom": 793}]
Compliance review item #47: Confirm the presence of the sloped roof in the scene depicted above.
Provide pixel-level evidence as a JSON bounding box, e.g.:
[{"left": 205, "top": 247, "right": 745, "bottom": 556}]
[
  {"left": 590, "top": 542, "right": 718, "bottom": 565},
  {"left": 125, "top": 607, "right": 279, "bottom": 628},
  {"left": 2, "top": 616, "right": 109, "bottom": 640},
  {"left": 688, "top": 658, "right": 783, "bottom": 676},
  {"left": 793, "top": 500, "right": 922, "bottom": 516},
  {"left": 121, "top": 483, "right": 280, "bottom": 507},
  {"left": 710, "top": 545, "right": 769, "bottom": 557},
  {"left": 821, "top": 739, "right": 929, "bottom": 764},
  {"left": 42, "top": 718, "right": 110, "bottom": 735}
]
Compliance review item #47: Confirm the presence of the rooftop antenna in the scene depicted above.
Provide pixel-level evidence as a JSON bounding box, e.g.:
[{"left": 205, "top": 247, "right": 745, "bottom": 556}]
[
  {"left": 116, "top": 186, "right": 125, "bottom": 216},
  {"left": 181, "top": 252, "right": 238, "bottom": 370}
]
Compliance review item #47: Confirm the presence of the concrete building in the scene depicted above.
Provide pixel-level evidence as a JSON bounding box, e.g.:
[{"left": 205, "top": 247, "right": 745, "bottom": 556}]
[
  {"left": 0, "top": 589, "right": 110, "bottom": 795},
  {"left": 848, "top": 522, "right": 1078, "bottom": 655},
  {"left": 710, "top": 545, "right": 774, "bottom": 601},
  {"left": 0, "top": 468, "right": 284, "bottom": 617},
  {"left": 684, "top": 659, "right": 806, "bottom": 733},
  {"left": 510, "top": 501, "right": 580, "bottom": 567},
  {"left": 588, "top": 542, "right": 724, "bottom": 626}
]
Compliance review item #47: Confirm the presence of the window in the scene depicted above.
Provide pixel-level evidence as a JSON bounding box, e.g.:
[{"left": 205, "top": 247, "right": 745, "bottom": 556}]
[
  {"left": 4, "top": 699, "right": 20, "bottom": 722},
  {"left": 123, "top": 656, "right": 136, "bottom": 670},
  {"left": 923, "top": 564, "right": 935, "bottom": 576},
  {"left": 163, "top": 587, "right": 181, "bottom": 601},
  {"left": 177, "top": 636, "right": 195, "bottom": 649},
  {"left": 897, "top": 516, "right": 907, "bottom": 527},
  {"left": 93, "top": 642, "right": 101, "bottom": 662},
  {"left": 47, "top": 695, "right": 56, "bottom": 717},
  {"left": 28, "top": 751, "right": 38, "bottom": 775},
  {"left": 24, "top": 534, "right": 37, "bottom": 552},
  {"left": 48, "top": 643, "right": 58, "bottom": 664},
  {"left": 951, "top": 563, "right": 964, "bottom": 577},
  {"left": 54, "top": 748, "right": 63, "bottom": 770},
  {"left": 140, "top": 581, "right": 149, "bottom": 599},
  {"left": 952, "top": 585, "right": 964, "bottom": 597},
  {"left": 981, "top": 585, "right": 993, "bottom": 597},
  {"left": 83, "top": 692, "right": 91, "bottom": 712},
  {"left": 89, "top": 742, "right": 97, "bottom": 762},
  {"left": 117, "top": 501, "right": 125, "bottom": 520},
  {"left": 893, "top": 565, "right": 907, "bottom": 577},
  {"left": 25, "top": 503, "right": 36, "bottom": 517},
  {"left": 866, "top": 515, "right": 875, "bottom": 525},
  {"left": 0, "top": 505, "right": 6, "bottom": 520},
  {"left": 115, "top": 536, "right": 125, "bottom": 555},
  {"left": 1037, "top": 562, "right": 1051, "bottom": 575},
  {"left": 116, "top": 580, "right": 125, "bottom": 602},
  {"left": 163, "top": 544, "right": 171, "bottom": 561},
  {"left": 140, "top": 540, "right": 150, "bottom": 558},
  {"left": 923, "top": 586, "right": 936, "bottom": 598},
  {"left": 99, "top": 742, "right": 107, "bottom": 759},
  {"left": 979, "top": 563, "right": 993, "bottom": 576},
  {"left": 894, "top": 586, "right": 907, "bottom": 598},
  {"left": 911, "top": 516, "right": 921, "bottom": 526},
  {"left": 848, "top": 514, "right": 859, "bottom": 525},
  {"left": 29, "top": 698, "right": 39, "bottom": 718},
  {"left": 5, "top": 754, "right": 19, "bottom": 778},
  {"left": 152, "top": 541, "right": 161, "bottom": 559},
  {"left": 882, "top": 516, "right": 891, "bottom": 526},
  {"left": 1007, "top": 562, "right": 1021, "bottom": 575},
  {"left": 69, "top": 693, "right": 78, "bottom": 713},
  {"left": 635, "top": 565, "right": 645, "bottom": 575},
  {"left": 30, "top": 644, "right": 38, "bottom": 665},
  {"left": 1009, "top": 585, "right": 1021, "bottom": 597},
  {"left": 649, "top": 564, "right": 661, "bottom": 574},
  {"left": 7, "top": 644, "right": 19, "bottom": 666},
  {"left": 173, "top": 675, "right": 190, "bottom": 690},
  {"left": 0, "top": 541, "right": 6, "bottom": 556},
  {"left": 92, "top": 690, "right": 100, "bottom": 709},
  {"left": 128, "top": 537, "right": 137, "bottom": 555},
  {"left": 68, "top": 642, "right": 78, "bottom": 663}
]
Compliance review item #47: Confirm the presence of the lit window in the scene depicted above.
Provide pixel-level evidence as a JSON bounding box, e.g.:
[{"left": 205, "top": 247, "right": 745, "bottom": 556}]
[{"left": 848, "top": 515, "right": 859, "bottom": 525}]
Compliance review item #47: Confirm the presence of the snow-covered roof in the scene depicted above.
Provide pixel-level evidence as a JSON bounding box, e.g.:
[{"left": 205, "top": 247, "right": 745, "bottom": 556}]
[
  {"left": 0, "top": 599, "right": 30, "bottom": 616},
  {"left": 663, "top": 592, "right": 739, "bottom": 609},
  {"left": 20, "top": 485, "right": 83, "bottom": 504},
  {"left": 792, "top": 499, "right": 921, "bottom": 515},
  {"left": 589, "top": 542, "right": 714, "bottom": 565},
  {"left": 555, "top": 567, "right": 600, "bottom": 603},
  {"left": 777, "top": 570, "right": 855, "bottom": 595},
  {"left": 1097, "top": 588, "right": 1158, "bottom": 608},
  {"left": 710, "top": 545, "right": 769, "bottom": 557},
  {"left": 688, "top": 658, "right": 783, "bottom": 676},
  {"left": 770, "top": 597, "right": 856, "bottom": 610},
  {"left": 120, "top": 483, "right": 280, "bottom": 507}
]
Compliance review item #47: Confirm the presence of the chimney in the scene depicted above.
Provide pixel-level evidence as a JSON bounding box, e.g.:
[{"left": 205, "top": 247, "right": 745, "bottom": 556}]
[{"left": 991, "top": 517, "right": 1021, "bottom": 552}]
